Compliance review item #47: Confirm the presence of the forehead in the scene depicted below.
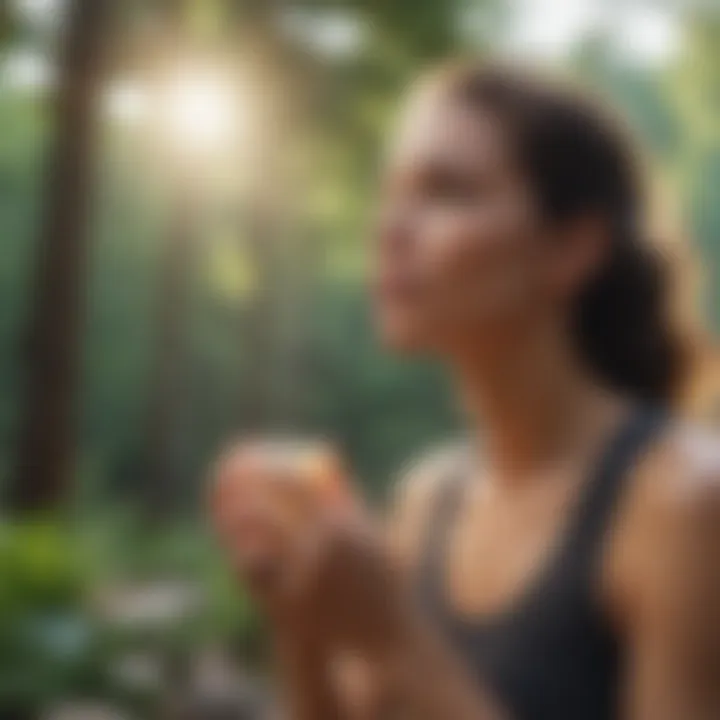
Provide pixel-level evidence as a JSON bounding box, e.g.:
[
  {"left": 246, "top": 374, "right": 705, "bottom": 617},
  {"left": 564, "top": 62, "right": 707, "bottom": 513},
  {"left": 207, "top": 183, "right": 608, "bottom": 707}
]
[{"left": 387, "top": 85, "right": 515, "bottom": 176}]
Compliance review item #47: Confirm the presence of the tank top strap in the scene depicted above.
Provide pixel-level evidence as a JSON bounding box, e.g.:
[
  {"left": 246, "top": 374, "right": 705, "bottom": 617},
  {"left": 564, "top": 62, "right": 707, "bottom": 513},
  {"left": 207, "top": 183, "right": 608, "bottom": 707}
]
[
  {"left": 415, "top": 448, "right": 470, "bottom": 614},
  {"left": 563, "top": 404, "right": 669, "bottom": 571},
  {"left": 415, "top": 407, "right": 669, "bottom": 614}
]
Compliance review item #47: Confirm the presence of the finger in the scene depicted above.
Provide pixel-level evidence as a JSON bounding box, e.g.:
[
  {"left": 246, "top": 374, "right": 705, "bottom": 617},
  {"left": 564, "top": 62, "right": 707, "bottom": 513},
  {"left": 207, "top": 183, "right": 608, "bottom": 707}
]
[
  {"left": 209, "top": 441, "right": 275, "bottom": 529},
  {"left": 218, "top": 498, "right": 287, "bottom": 553}
]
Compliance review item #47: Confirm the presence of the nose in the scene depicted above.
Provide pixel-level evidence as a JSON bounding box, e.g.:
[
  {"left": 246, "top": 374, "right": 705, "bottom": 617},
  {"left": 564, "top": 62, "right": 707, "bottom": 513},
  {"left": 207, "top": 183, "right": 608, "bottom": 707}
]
[{"left": 376, "top": 202, "right": 414, "bottom": 260}]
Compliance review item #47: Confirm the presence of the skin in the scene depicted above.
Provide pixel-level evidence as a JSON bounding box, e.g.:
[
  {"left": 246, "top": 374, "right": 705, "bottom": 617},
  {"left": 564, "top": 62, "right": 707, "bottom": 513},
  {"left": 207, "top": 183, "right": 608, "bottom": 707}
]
[{"left": 211, "top": 81, "right": 720, "bottom": 720}]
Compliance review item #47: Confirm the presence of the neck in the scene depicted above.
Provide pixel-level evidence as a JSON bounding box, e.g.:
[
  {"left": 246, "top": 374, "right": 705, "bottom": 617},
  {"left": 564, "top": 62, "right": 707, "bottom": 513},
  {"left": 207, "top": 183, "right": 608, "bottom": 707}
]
[{"left": 452, "top": 325, "right": 625, "bottom": 482}]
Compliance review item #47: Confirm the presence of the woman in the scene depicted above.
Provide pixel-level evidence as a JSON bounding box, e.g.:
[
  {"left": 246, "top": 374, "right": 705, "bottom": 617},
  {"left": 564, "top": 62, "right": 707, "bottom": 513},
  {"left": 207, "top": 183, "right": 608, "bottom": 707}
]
[{"left": 211, "top": 62, "right": 720, "bottom": 720}]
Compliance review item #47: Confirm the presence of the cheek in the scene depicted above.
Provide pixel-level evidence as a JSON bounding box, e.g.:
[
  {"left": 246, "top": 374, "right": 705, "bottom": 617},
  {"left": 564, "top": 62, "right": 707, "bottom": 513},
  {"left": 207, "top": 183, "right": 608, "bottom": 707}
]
[
  {"left": 421, "top": 204, "right": 543, "bottom": 332},
  {"left": 372, "top": 198, "right": 548, "bottom": 354}
]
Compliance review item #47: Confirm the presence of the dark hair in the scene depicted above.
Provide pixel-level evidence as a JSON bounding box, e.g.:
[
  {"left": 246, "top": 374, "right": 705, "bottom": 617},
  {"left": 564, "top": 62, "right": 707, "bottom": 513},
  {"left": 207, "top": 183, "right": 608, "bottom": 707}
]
[{"left": 436, "top": 62, "right": 694, "bottom": 407}]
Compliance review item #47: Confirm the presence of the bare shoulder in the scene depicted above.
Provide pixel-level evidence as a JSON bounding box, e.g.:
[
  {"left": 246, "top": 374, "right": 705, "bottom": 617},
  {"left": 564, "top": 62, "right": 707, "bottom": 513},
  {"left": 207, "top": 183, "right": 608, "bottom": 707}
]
[
  {"left": 393, "top": 442, "right": 466, "bottom": 512},
  {"left": 608, "top": 417, "right": 720, "bottom": 623},
  {"left": 387, "top": 441, "right": 468, "bottom": 571},
  {"left": 634, "top": 419, "right": 720, "bottom": 528}
]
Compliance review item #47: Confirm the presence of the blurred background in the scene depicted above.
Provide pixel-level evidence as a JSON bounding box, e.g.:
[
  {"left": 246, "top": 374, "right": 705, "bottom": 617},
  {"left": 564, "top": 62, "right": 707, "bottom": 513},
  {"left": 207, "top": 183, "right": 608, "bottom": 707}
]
[{"left": 0, "top": 0, "right": 718, "bottom": 717}]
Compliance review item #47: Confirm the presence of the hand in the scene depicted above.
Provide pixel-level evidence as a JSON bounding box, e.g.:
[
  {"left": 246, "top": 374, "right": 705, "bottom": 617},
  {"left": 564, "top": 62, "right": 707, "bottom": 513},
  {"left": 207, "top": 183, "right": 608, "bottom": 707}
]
[
  {"left": 209, "top": 438, "right": 408, "bottom": 656},
  {"left": 210, "top": 438, "right": 353, "bottom": 610}
]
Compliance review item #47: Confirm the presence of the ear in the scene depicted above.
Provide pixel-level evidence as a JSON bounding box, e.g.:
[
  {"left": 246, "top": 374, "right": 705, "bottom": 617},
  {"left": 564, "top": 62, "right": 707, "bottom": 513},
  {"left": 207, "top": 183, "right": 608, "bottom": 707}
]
[{"left": 548, "top": 213, "right": 611, "bottom": 301}]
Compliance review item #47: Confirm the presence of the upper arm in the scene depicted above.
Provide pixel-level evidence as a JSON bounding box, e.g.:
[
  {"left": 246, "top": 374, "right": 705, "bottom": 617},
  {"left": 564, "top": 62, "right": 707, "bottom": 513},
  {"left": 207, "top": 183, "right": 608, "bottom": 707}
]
[{"left": 621, "top": 426, "right": 720, "bottom": 720}]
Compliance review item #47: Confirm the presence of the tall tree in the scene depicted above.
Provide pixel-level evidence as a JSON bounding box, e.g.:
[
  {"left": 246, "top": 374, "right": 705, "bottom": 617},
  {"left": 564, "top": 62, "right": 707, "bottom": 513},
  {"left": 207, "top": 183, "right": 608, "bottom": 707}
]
[
  {"left": 9, "top": 0, "right": 113, "bottom": 512},
  {"left": 140, "top": 0, "right": 198, "bottom": 518}
]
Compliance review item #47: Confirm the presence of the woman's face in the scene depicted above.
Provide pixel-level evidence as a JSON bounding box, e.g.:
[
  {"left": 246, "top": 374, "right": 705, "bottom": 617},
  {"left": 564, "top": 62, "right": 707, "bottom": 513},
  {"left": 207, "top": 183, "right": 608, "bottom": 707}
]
[{"left": 373, "top": 88, "right": 582, "bottom": 359}]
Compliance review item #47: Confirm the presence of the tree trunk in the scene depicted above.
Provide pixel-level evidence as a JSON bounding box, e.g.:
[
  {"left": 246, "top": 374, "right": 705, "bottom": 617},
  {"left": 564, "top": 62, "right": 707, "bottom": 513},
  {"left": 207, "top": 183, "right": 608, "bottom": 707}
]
[
  {"left": 9, "top": 0, "right": 112, "bottom": 513},
  {"left": 144, "top": 179, "right": 198, "bottom": 518},
  {"left": 231, "top": 2, "right": 317, "bottom": 432},
  {"left": 140, "top": 3, "right": 195, "bottom": 520}
]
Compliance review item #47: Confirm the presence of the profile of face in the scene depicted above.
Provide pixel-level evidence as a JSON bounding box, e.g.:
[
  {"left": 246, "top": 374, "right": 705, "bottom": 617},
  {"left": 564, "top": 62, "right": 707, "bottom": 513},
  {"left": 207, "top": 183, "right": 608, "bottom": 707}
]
[{"left": 372, "top": 83, "right": 604, "bottom": 361}]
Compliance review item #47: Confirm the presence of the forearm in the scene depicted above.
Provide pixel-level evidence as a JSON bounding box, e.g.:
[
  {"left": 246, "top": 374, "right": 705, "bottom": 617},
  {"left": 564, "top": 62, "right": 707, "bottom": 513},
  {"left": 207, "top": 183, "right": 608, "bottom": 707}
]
[{"left": 275, "top": 631, "right": 345, "bottom": 720}]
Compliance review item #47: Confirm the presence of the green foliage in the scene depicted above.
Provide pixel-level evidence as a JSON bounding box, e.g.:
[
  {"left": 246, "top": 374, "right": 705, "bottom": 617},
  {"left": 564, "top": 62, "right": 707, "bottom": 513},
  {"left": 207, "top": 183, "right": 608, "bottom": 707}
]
[
  {"left": 0, "top": 517, "right": 265, "bottom": 715},
  {"left": 0, "top": 522, "right": 101, "bottom": 714},
  {"left": 0, "top": 522, "right": 85, "bottom": 611}
]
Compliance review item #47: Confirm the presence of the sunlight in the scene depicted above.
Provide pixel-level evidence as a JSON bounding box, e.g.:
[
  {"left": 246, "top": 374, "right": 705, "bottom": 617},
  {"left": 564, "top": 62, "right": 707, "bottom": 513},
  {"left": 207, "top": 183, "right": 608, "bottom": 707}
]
[
  {"left": 613, "top": 5, "right": 680, "bottom": 67},
  {"left": 105, "top": 82, "right": 148, "bottom": 125},
  {"left": 104, "top": 64, "right": 255, "bottom": 174},
  {"left": 162, "top": 67, "right": 237, "bottom": 157},
  {"left": 1, "top": 49, "right": 56, "bottom": 92},
  {"left": 502, "top": 0, "right": 680, "bottom": 67}
]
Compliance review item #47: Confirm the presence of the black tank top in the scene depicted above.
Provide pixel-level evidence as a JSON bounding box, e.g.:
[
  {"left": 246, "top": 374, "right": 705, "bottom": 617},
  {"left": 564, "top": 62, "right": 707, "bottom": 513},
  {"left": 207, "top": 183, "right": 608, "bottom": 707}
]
[{"left": 417, "top": 406, "right": 667, "bottom": 720}]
